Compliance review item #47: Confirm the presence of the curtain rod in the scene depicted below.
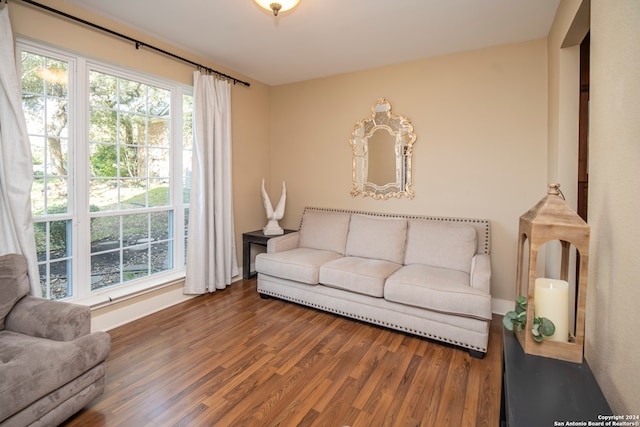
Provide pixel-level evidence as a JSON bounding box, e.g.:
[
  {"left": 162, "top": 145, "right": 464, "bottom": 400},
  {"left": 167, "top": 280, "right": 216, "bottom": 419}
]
[{"left": 18, "top": 0, "right": 251, "bottom": 87}]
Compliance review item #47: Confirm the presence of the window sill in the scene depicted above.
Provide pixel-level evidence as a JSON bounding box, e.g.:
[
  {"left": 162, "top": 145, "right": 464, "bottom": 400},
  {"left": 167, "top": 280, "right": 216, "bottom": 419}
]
[{"left": 75, "top": 270, "right": 186, "bottom": 310}]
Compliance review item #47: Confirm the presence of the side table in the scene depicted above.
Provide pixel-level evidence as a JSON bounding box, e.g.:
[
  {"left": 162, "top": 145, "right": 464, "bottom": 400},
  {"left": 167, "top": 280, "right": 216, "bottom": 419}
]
[
  {"left": 242, "top": 229, "right": 296, "bottom": 279},
  {"left": 501, "top": 329, "right": 612, "bottom": 426}
]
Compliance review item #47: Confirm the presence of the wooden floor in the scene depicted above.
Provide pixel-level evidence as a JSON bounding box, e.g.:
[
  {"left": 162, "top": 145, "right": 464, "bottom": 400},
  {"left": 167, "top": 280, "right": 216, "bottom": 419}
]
[{"left": 63, "top": 279, "right": 503, "bottom": 427}]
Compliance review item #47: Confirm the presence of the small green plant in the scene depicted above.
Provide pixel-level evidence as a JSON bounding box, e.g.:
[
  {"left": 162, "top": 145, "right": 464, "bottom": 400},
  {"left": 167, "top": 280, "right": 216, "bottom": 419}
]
[{"left": 503, "top": 296, "right": 556, "bottom": 343}]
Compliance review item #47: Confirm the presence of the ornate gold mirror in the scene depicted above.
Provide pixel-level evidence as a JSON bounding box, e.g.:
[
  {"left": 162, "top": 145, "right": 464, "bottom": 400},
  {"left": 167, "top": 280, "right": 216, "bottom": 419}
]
[{"left": 350, "top": 98, "right": 416, "bottom": 199}]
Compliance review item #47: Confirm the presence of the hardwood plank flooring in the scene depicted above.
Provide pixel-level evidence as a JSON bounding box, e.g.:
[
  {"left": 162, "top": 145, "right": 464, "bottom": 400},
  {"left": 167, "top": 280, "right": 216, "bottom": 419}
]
[{"left": 63, "top": 279, "right": 503, "bottom": 427}]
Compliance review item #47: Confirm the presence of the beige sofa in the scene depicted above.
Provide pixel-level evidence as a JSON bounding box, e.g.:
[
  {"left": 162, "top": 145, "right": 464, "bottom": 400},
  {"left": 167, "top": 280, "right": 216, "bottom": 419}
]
[
  {"left": 0, "top": 254, "right": 111, "bottom": 426},
  {"left": 256, "top": 207, "right": 492, "bottom": 357}
]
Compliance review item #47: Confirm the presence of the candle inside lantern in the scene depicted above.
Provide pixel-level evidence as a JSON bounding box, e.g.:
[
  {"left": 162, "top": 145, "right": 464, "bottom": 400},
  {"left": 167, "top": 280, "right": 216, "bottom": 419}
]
[{"left": 534, "top": 278, "right": 569, "bottom": 342}]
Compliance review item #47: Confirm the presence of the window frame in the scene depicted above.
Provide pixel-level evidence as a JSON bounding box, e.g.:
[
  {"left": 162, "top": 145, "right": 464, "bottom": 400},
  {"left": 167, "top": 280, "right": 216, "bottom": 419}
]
[{"left": 17, "top": 38, "right": 192, "bottom": 305}]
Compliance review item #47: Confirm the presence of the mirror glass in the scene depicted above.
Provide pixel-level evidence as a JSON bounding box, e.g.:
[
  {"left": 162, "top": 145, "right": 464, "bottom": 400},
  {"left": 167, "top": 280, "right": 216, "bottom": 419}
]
[
  {"left": 366, "top": 129, "right": 396, "bottom": 185},
  {"left": 350, "top": 99, "right": 416, "bottom": 199}
]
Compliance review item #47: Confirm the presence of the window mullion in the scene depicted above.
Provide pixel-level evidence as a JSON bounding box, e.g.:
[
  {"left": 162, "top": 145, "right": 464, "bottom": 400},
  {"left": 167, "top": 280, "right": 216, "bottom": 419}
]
[
  {"left": 75, "top": 57, "right": 91, "bottom": 299},
  {"left": 172, "top": 86, "right": 184, "bottom": 268}
]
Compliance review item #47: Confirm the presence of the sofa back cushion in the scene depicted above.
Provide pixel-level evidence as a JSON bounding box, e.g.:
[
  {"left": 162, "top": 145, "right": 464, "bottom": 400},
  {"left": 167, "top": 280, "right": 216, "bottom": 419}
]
[
  {"left": 0, "top": 254, "right": 30, "bottom": 330},
  {"left": 345, "top": 215, "right": 407, "bottom": 264},
  {"left": 404, "top": 219, "right": 477, "bottom": 273},
  {"left": 298, "top": 209, "right": 351, "bottom": 255}
]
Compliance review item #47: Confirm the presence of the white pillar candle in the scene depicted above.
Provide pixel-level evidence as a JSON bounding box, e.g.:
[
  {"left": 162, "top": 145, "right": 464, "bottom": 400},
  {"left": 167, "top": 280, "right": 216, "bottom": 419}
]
[{"left": 534, "top": 278, "right": 569, "bottom": 342}]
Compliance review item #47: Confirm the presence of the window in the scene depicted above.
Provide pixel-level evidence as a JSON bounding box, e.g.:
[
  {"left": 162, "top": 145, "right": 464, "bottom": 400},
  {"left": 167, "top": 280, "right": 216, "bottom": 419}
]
[
  {"left": 19, "top": 41, "right": 192, "bottom": 301},
  {"left": 22, "top": 48, "right": 73, "bottom": 299}
]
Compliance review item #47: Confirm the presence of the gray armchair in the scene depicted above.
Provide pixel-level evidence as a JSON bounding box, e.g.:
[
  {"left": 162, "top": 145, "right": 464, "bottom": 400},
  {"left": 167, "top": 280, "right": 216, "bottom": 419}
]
[{"left": 0, "top": 254, "right": 111, "bottom": 426}]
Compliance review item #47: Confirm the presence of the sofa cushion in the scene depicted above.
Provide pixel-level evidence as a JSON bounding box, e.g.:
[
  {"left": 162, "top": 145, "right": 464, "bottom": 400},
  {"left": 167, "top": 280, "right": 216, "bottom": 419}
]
[
  {"left": 404, "top": 220, "right": 477, "bottom": 273},
  {"left": 256, "top": 248, "right": 343, "bottom": 285},
  {"left": 0, "top": 254, "right": 30, "bottom": 330},
  {"left": 384, "top": 264, "right": 492, "bottom": 320},
  {"left": 345, "top": 215, "right": 407, "bottom": 264},
  {"left": 298, "top": 210, "right": 351, "bottom": 255},
  {"left": 319, "top": 256, "right": 402, "bottom": 298},
  {"left": 0, "top": 330, "right": 111, "bottom": 422}
]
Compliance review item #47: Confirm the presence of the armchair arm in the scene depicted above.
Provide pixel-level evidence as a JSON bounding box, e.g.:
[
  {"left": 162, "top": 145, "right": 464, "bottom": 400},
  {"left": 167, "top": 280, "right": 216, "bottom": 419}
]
[
  {"left": 267, "top": 231, "right": 300, "bottom": 253},
  {"left": 470, "top": 254, "right": 491, "bottom": 294},
  {"left": 4, "top": 296, "right": 91, "bottom": 341}
]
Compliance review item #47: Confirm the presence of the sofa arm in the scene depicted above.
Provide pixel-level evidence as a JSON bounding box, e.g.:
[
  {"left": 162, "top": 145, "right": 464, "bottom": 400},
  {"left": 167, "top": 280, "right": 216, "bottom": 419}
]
[
  {"left": 470, "top": 254, "right": 491, "bottom": 294},
  {"left": 267, "top": 232, "right": 300, "bottom": 253},
  {"left": 4, "top": 296, "right": 91, "bottom": 341}
]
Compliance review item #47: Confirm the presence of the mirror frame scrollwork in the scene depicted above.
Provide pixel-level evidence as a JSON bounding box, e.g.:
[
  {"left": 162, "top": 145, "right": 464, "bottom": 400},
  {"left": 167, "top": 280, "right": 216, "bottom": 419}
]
[{"left": 350, "top": 98, "right": 416, "bottom": 199}]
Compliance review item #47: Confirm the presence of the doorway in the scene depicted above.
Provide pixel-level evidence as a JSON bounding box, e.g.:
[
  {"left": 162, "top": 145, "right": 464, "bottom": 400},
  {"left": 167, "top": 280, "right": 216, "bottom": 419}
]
[{"left": 577, "top": 32, "right": 590, "bottom": 221}]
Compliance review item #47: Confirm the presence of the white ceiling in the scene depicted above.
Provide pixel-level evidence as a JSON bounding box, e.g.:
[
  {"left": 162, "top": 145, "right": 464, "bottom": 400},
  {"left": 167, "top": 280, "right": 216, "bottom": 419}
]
[{"left": 66, "top": 0, "right": 560, "bottom": 86}]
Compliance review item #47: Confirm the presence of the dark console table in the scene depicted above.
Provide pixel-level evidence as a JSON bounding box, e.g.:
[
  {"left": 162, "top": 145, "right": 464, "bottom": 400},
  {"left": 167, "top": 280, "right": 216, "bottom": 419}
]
[
  {"left": 242, "top": 229, "right": 296, "bottom": 279},
  {"left": 501, "top": 330, "right": 612, "bottom": 426}
]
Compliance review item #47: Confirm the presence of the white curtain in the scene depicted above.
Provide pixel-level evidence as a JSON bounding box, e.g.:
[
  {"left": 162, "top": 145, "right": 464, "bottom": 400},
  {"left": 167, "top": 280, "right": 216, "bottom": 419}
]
[
  {"left": 184, "top": 71, "right": 238, "bottom": 294},
  {"left": 0, "top": 5, "right": 40, "bottom": 295}
]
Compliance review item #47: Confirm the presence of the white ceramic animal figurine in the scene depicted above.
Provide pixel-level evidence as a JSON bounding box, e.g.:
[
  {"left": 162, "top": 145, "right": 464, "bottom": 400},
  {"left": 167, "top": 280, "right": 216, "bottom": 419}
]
[{"left": 261, "top": 179, "right": 286, "bottom": 235}]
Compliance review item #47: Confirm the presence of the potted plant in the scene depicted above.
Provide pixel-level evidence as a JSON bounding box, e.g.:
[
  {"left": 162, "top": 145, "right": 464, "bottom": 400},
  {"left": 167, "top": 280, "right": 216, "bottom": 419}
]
[{"left": 503, "top": 296, "right": 556, "bottom": 342}]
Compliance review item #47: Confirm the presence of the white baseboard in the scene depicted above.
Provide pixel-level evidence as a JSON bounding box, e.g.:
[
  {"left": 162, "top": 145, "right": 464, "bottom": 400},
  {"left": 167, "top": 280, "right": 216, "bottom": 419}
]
[
  {"left": 91, "top": 273, "right": 244, "bottom": 332},
  {"left": 492, "top": 298, "right": 514, "bottom": 315},
  {"left": 90, "top": 285, "right": 196, "bottom": 332}
]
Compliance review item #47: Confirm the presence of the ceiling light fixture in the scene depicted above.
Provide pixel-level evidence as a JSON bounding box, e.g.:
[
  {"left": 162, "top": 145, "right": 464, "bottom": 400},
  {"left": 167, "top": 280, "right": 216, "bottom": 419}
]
[{"left": 254, "top": 0, "right": 301, "bottom": 16}]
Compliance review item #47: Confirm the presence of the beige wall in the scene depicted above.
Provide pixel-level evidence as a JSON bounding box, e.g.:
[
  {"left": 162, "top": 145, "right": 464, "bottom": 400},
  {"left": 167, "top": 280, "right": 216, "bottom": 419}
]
[
  {"left": 548, "top": 0, "right": 639, "bottom": 414},
  {"left": 270, "top": 39, "right": 549, "bottom": 304},
  {"left": 587, "top": 0, "right": 640, "bottom": 415},
  {"left": 8, "top": 0, "right": 271, "bottom": 324}
]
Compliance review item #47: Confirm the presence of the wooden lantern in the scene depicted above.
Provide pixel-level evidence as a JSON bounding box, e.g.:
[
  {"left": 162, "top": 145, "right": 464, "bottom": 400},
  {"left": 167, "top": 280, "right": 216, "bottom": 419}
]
[{"left": 514, "top": 184, "right": 590, "bottom": 363}]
